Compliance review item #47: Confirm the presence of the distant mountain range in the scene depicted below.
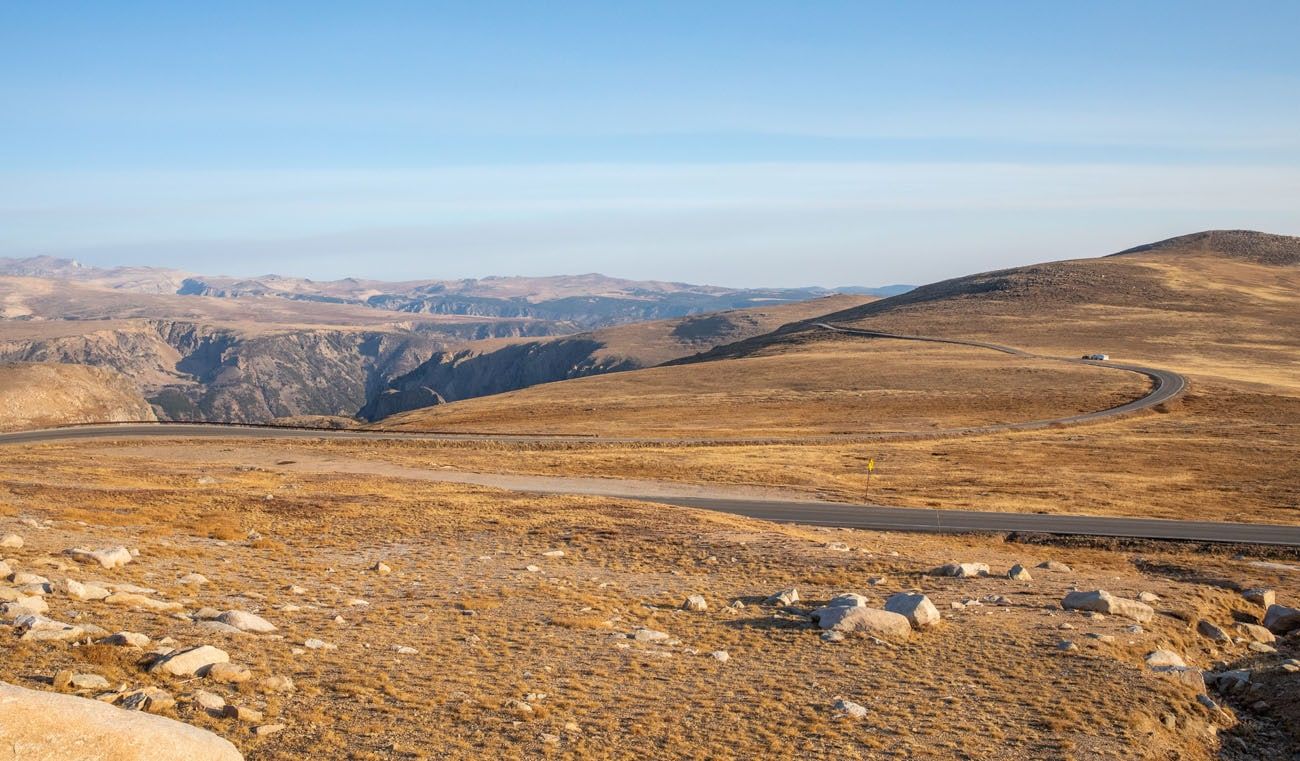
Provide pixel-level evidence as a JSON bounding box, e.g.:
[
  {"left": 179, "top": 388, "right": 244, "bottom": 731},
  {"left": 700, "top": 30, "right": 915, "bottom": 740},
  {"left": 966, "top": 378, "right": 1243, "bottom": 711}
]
[{"left": 0, "top": 256, "right": 912, "bottom": 329}]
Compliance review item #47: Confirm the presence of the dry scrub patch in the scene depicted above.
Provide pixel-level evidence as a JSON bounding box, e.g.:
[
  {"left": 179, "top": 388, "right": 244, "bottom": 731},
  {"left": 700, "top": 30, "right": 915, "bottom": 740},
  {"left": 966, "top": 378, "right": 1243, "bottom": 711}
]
[{"left": 1, "top": 448, "right": 1297, "bottom": 759}]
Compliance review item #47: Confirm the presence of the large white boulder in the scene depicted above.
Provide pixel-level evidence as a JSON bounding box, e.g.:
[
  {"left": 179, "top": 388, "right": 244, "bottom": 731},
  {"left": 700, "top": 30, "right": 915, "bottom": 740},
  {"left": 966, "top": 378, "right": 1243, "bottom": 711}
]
[
  {"left": 216, "top": 610, "right": 277, "bottom": 634},
  {"left": 883, "top": 593, "right": 940, "bottom": 628},
  {"left": 0, "top": 681, "right": 242, "bottom": 760},
  {"left": 148, "top": 645, "right": 230, "bottom": 677},
  {"left": 811, "top": 605, "right": 911, "bottom": 641},
  {"left": 1060, "top": 590, "right": 1154, "bottom": 623}
]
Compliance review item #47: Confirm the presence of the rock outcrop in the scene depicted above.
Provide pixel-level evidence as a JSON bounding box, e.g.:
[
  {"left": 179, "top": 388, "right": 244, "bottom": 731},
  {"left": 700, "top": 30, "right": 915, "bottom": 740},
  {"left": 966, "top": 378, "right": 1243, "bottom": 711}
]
[{"left": 0, "top": 681, "right": 243, "bottom": 760}]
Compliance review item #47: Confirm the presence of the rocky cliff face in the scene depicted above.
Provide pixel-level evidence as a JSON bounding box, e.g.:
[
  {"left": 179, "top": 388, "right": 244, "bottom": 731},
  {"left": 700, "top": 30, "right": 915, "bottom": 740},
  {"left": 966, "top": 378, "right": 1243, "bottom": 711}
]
[
  {"left": 0, "top": 322, "right": 435, "bottom": 423},
  {"left": 359, "top": 338, "right": 636, "bottom": 421},
  {"left": 0, "top": 363, "right": 157, "bottom": 430}
]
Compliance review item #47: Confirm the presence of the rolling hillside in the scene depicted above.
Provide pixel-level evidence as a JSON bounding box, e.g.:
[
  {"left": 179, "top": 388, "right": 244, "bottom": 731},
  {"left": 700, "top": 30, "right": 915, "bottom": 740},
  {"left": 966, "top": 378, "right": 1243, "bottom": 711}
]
[{"left": 0, "top": 362, "right": 156, "bottom": 431}]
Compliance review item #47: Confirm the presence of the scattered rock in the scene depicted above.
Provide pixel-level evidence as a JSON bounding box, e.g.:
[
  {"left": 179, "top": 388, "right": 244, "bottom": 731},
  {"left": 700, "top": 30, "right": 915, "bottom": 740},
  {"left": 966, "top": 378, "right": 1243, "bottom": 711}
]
[
  {"left": 0, "top": 534, "right": 22, "bottom": 549},
  {"left": 61, "top": 578, "right": 111, "bottom": 601},
  {"left": 1262, "top": 604, "right": 1300, "bottom": 635},
  {"left": 259, "top": 675, "right": 295, "bottom": 693},
  {"left": 1007, "top": 564, "right": 1032, "bottom": 581},
  {"left": 682, "top": 595, "right": 708, "bottom": 612},
  {"left": 252, "top": 724, "right": 286, "bottom": 737},
  {"left": 193, "top": 690, "right": 226, "bottom": 712},
  {"left": 65, "top": 547, "right": 133, "bottom": 570},
  {"left": 394, "top": 646, "right": 418, "bottom": 655},
  {"left": 104, "top": 592, "right": 183, "bottom": 612},
  {"left": 883, "top": 592, "right": 940, "bottom": 628},
  {"left": 0, "top": 682, "right": 243, "bottom": 760},
  {"left": 1061, "top": 590, "right": 1154, "bottom": 622},
  {"left": 9, "top": 571, "right": 50, "bottom": 586},
  {"left": 764, "top": 588, "right": 799, "bottom": 606},
  {"left": 14, "top": 614, "right": 83, "bottom": 642},
  {"left": 710, "top": 650, "right": 730, "bottom": 663},
  {"left": 1057, "top": 640, "right": 1078, "bottom": 652},
  {"left": 119, "top": 687, "right": 176, "bottom": 714},
  {"left": 930, "top": 562, "right": 989, "bottom": 578},
  {"left": 1242, "top": 589, "right": 1276, "bottom": 608},
  {"left": 1138, "top": 592, "right": 1160, "bottom": 603},
  {"left": 150, "top": 645, "right": 231, "bottom": 677},
  {"left": 824, "top": 593, "right": 870, "bottom": 609},
  {"left": 223, "top": 705, "right": 264, "bottom": 723},
  {"left": 1234, "top": 623, "right": 1274, "bottom": 644},
  {"left": 100, "top": 631, "right": 151, "bottom": 648},
  {"left": 1036, "top": 561, "right": 1072, "bottom": 572},
  {"left": 303, "top": 638, "right": 336, "bottom": 650},
  {"left": 69, "top": 674, "right": 111, "bottom": 690},
  {"left": 206, "top": 662, "right": 253, "bottom": 684},
  {"left": 1145, "top": 650, "right": 1187, "bottom": 669},
  {"left": 3, "top": 595, "right": 50, "bottom": 616},
  {"left": 832, "top": 698, "right": 868, "bottom": 719},
  {"left": 1151, "top": 665, "right": 1206, "bottom": 691},
  {"left": 1196, "top": 620, "right": 1230, "bottom": 643},
  {"left": 216, "top": 610, "right": 277, "bottom": 633},
  {"left": 632, "top": 628, "right": 670, "bottom": 643},
  {"left": 178, "top": 573, "right": 209, "bottom": 586},
  {"left": 1210, "top": 669, "right": 1252, "bottom": 694},
  {"left": 370, "top": 562, "right": 392, "bottom": 575},
  {"left": 541, "top": 550, "right": 566, "bottom": 558}
]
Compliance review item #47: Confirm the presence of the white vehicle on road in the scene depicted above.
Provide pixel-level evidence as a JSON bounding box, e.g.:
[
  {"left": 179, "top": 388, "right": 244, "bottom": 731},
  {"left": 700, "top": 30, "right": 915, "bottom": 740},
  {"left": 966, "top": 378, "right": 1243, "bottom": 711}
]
[{"left": 1082, "top": 353, "right": 1109, "bottom": 361}]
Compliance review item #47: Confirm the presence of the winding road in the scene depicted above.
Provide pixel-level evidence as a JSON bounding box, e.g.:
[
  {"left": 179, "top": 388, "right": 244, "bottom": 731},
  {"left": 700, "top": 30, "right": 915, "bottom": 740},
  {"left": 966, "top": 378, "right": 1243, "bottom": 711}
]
[{"left": 4, "top": 324, "right": 1291, "bottom": 545}]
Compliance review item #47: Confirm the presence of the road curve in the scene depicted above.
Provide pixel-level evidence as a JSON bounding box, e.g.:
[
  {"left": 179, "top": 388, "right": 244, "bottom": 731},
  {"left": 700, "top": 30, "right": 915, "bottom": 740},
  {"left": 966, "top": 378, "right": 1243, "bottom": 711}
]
[
  {"left": 811, "top": 323, "right": 1188, "bottom": 428},
  {"left": 0, "top": 326, "right": 1257, "bottom": 545}
]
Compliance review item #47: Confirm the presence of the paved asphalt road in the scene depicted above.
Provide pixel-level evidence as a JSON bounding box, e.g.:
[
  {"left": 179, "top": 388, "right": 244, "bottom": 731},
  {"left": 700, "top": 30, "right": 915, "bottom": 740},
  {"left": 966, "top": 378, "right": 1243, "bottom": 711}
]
[{"left": 5, "top": 325, "right": 1287, "bottom": 545}]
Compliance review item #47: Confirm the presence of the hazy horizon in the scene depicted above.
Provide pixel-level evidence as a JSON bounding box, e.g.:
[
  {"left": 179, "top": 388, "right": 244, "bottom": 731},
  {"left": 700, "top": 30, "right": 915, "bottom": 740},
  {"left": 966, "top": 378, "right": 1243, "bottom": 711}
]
[{"left": 4, "top": 2, "right": 1299, "bottom": 287}]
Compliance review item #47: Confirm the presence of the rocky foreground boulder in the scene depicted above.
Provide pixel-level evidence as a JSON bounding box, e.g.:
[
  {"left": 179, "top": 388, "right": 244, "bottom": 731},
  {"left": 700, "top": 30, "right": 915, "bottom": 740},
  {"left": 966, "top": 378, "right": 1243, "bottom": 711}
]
[
  {"left": 883, "top": 593, "right": 940, "bottom": 628},
  {"left": 1263, "top": 604, "right": 1300, "bottom": 634},
  {"left": 0, "top": 682, "right": 243, "bottom": 760},
  {"left": 811, "top": 601, "right": 912, "bottom": 641},
  {"left": 1061, "top": 590, "right": 1154, "bottom": 623}
]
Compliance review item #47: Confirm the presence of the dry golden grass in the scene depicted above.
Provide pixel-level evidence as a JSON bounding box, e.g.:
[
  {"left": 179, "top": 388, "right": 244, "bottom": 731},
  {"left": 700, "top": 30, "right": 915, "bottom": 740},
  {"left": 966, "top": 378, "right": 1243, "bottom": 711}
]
[
  {"left": 2, "top": 446, "right": 1294, "bottom": 759},
  {"left": 378, "top": 340, "right": 1147, "bottom": 438}
]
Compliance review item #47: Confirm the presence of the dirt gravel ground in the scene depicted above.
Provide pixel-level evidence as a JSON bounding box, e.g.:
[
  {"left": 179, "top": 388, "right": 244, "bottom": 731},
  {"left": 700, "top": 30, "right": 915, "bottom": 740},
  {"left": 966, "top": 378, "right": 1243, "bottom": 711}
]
[{"left": 2, "top": 446, "right": 1298, "bottom": 760}]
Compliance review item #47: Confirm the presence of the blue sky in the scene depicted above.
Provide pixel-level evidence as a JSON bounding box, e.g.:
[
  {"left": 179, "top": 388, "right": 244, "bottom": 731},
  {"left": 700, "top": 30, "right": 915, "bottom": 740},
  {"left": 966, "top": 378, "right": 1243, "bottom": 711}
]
[{"left": 2, "top": 1, "right": 1298, "bottom": 286}]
